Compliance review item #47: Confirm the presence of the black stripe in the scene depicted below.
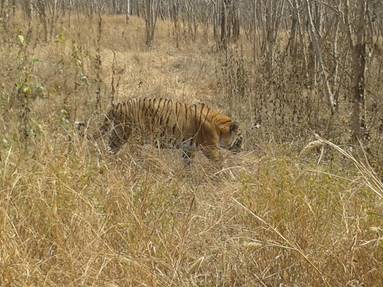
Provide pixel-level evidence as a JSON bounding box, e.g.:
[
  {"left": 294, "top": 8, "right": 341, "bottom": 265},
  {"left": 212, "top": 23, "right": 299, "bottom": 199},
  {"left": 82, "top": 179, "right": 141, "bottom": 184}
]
[
  {"left": 165, "top": 100, "right": 173, "bottom": 126},
  {"left": 175, "top": 103, "right": 180, "bottom": 133},
  {"left": 175, "top": 102, "right": 179, "bottom": 122},
  {"left": 146, "top": 98, "right": 152, "bottom": 117},
  {"left": 162, "top": 99, "right": 170, "bottom": 126},
  {"left": 185, "top": 103, "right": 188, "bottom": 121},
  {"left": 140, "top": 99, "right": 145, "bottom": 123},
  {"left": 203, "top": 106, "right": 210, "bottom": 127},
  {"left": 133, "top": 100, "right": 137, "bottom": 121},
  {"left": 145, "top": 98, "right": 153, "bottom": 132},
  {"left": 163, "top": 99, "right": 171, "bottom": 123},
  {"left": 153, "top": 98, "right": 163, "bottom": 124},
  {"left": 219, "top": 119, "right": 232, "bottom": 125},
  {"left": 198, "top": 103, "right": 205, "bottom": 127},
  {"left": 210, "top": 113, "right": 218, "bottom": 123},
  {"left": 137, "top": 99, "right": 142, "bottom": 127},
  {"left": 117, "top": 103, "right": 122, "bottom": 118},
  {"left": 194, "top": 104, "right": 198, "bottom": 128},
  {"left": 152, "top": 99, "right": 158, "bottom": 130},
  {"left": 158, "top": 99, "right": 168, "bottom": 126},
  {"left": 122, "top": 102, "right": 127, "bottom": 123},
  {"left": 142, "top": 98, "right": 147, "bottom": 117},
  {"left": 145, "top": 98, "right": 151, "bottom": 132},
  {"left": 137, "top": 99, "right": 141, "bottom": 125},
  {"left": 129, "top": 100, "right": 133, "bottom": 121},
  {"left": 172, "top": 124, "right": 176, "bottom": 135},
  {"left": 159, "top": 99, "right": 168, "bottom": 122}
]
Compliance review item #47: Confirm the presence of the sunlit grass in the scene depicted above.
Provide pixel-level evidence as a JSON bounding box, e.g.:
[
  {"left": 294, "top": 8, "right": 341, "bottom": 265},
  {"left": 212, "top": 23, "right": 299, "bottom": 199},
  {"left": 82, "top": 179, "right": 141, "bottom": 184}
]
[{"left": 0, "top": 13, "right": 382, "bottom": 287}]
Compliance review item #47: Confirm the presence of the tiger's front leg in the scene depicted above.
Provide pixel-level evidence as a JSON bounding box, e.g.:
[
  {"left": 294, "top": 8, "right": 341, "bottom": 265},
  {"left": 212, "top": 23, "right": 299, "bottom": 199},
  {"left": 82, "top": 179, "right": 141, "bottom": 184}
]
[
  {"left": 181, "top": 142, "right": 196, "bottom": 166},
  {"left": 107, "top": 123, "right": 131, "bottom": 154},
  {"left": 201, "top": 145, "right": 223, "bottom": 166},
  {"left": 181, "top": 148, "right": 195, "bottom": 166}
]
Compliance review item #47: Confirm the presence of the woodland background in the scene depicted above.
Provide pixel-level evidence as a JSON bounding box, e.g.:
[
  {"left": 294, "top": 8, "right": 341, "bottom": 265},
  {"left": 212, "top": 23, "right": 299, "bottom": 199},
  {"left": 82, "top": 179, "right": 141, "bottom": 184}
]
[{"left": 0, "top": 0, "right": 383, "bottom": 286}]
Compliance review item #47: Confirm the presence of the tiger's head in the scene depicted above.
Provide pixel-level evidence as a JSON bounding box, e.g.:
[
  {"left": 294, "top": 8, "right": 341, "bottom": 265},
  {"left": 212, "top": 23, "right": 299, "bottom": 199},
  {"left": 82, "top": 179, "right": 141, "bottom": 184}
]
[{"left": 218, "top": 120, "right": 243, "bottom": 153}]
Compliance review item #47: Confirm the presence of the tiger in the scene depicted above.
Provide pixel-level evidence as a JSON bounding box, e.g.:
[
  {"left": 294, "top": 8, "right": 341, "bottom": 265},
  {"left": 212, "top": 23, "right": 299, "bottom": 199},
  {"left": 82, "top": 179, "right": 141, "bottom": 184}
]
[{"left": 83, "top": 97, "right": 243, "bottom": 165}]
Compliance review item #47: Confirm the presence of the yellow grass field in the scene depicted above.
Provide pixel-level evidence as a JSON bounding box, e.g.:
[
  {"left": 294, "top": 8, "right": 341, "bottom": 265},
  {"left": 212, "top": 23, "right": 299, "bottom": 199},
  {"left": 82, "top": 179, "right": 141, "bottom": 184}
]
[{"left": 1, "top": 14, "right": 383, "bottom": 286}]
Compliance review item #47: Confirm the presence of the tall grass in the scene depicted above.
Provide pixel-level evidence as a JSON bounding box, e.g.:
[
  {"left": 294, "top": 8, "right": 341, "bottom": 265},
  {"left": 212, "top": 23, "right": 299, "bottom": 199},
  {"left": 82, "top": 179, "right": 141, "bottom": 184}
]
[{"left": 0, "top": 13, "right": 382, "bottom": 286}]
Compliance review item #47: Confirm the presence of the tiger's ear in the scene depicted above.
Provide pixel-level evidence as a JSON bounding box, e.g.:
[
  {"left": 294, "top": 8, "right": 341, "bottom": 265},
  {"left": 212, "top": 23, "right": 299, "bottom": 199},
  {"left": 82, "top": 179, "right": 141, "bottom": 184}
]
[{"left": 230, "top": 121, "right": 240, "bottom": 133}]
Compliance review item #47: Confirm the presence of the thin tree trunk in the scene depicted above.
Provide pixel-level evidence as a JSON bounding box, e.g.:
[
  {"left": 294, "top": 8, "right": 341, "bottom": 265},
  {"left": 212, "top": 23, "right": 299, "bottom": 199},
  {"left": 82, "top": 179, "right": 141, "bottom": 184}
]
[
  {"left": 305, "top": 0, "right": 336, "bottom": 114},
  {"left": 145, "top": 0, "right": 159, "bottom": 47},
  {"left": 292, "top": 0, "right": 308, "bottom": 79},
  {"left": 350, "top": 0, "right": 368, "bottom": 141}
]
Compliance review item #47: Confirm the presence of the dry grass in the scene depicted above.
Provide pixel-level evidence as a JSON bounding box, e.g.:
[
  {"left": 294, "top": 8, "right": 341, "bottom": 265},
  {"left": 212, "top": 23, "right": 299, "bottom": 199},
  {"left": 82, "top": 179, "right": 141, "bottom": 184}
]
[{"left": 1, "top": 14, "right": 383, "bottom": 287}]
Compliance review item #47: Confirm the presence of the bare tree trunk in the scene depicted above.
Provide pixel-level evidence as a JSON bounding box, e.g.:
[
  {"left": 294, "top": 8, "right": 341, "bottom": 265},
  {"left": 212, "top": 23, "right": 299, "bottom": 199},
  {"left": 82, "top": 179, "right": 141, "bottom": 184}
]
[
  {"left": 11, "top": 0, "right": 15, "bottom": 16},
  {"left": 23, "top": 0, "right": 32, "bottom": 19},
  {"left": 36, "top": 0, "right": 48, "bottom": 42},
  {"left": 349, "top": 0, "right": 368, "bottom": 141},
  {"left": 1, "top": 0, "right": 9, "bottom": 30},
  {"left": 220, "top": 0, "right": 228, "bottom": 48},
  {"left": 252, "top": 0, "right": 258, "bottom": 61},
  {"left": 219, "top": 0, "right": 240, "bottom": 48},
  {"left": 144, "top": 0, "right": 160, "bottom": 47},
  {"left": 265, "top": 0, "right": 273, "bottom": 78},
  {"left": 305, "top": 0, "right": 336, "bottom": 114},
  {"left": 0, "top": 0, "right": 4, "bottom": 16},
  {"left": 292, "top": 0, "right": 309, "bottom": 80},
  {"left": 344, "top": 0, "right": 368, "bottom": 141},
  {"left": 125, "top": 0, "right": 130, "bottom": 23},
  {"left": 264, "top": 0, "right": 284, "bottom": 79},
  {"left": 135, "top": 0, "right": 141, "bottom": 17},
  {"left": 95, "top": 6, "right": 103, "bottom": 111},
  {"left": 213, "top": 0, "right": 219, "bottom": 42},
  {"left": 170, "top": 0, "right": 180, "bottom": 48},
  {"left": 112, "top": 0, "right": 117, "bottom": 14},
  {"left": 232, "top": 0, "right": 240, "bottom": 41},
  {"left": 332, "top": 0, "right": 341, "bottom": 110},
  {"left": 49, "top": 0, "right": 58, "bottom": 41},
  {"left": 68, "top": 0, "right": 72, "bottom": 28},
  {"left": 285, "top": 2, "right": 297, "bottom": 58}
]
